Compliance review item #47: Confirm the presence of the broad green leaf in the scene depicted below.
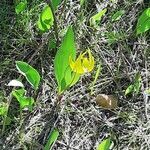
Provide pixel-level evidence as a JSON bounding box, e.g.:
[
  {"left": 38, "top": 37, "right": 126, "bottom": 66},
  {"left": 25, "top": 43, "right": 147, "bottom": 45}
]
[
  {"left": 54, "top": 26, "right": 77, "bottom": 93},
  {"left": 52, "top": 0, "right": 61, "bottom": 10},
  {"left": 90, "top": 9, "right": 107, "bottom": 27},
  {"left": 16, "top": 61, "right": 40, "bottom": 90},
  {"left": 112, "top": 10, "right": 125, "bottom": 21},
  {"left": 15, "top": 0, "right": 27, "bottom": 14},
  {"left": 0, "top": 102, "right": 8, "bottom": 116},
  {"left": 12, "top": 89, "right": 34, "bottom": 109},
  {"left": 44, "top": 128, "right": 59, "bottom": 150},
  {"left": 37, "top": 5, "right": 54, "bottom": 32},
  {"left": 97, "top": 138, "right": 112, "bottom": 150},
  {"left": 136, "top": 8, "right": 150, "bottom": 34}
]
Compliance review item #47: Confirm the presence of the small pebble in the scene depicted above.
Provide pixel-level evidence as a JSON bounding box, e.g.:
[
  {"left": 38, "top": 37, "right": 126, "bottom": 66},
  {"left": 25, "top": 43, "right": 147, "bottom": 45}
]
[{"left": 95, "top": 94, "right": 118, "bottom": 109}]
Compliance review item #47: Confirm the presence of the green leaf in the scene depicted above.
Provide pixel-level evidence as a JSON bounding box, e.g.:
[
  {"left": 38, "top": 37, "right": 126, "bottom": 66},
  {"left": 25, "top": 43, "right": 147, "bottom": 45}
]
[
  {"left": 37, "top": 5, "right": 54, "bottom": 32},
  {"left": 69, "top": 72, "right": 80, "bottom": 87},
  {"left": 12, "top": 88, "right": 26, "bottom": 98},
  {"left": 0, "top": 102, "right": 8, "bottom": 116},
  {"left": 125, "top": 85, "right": 134, "bottom": 96},
  {"left": 90, "top": 8, "right": 107, "bottom": 27},
  {"left": 97, "top": 138, "right": 112, "bottom": 150},
  {"left": 136, "top": 8, "right": 150, "bottom": 34},
  {"left": 52, "top": 0, "right": 61, "bottom": 10},
  {"left": 15, "top": 0, "right": 27, "bottom": 14},
  {"left": 125, "top": 73, "right": 141, "bottom": 96},
  {"left": 19, "top": 97, "right": 34, "bottom": 109},
  {"left": 54, "top": 26, "right": 78, "bottom": 93},
  {"left": 12, "top": 89, "right": 34, "bottom": 109},
  {"left": 44, "top": 128, "right": 59, "bottom": 150},
  {"left": 16, "top": 61, "right": 40, "bottom": 90},
  {"left": 112, "top": 10, "right": 125, "bottom": 21}
]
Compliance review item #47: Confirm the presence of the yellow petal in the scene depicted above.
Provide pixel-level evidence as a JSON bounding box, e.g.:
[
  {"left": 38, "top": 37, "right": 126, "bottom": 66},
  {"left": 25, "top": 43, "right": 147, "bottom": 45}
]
[
  {"left": 89, "top": 50, "right": 94, "bottom": 69},
  {"left": 69, "top": 56, "right": 75, "bottom": 70},
  {"left": 82, "top": 58, "right": 90, "bottom": 72},
  {"left": 69, "top": 54, "right": 84, "bottom": 74},
  {"left": 69, "top": 49, "right": 94, "bottom": 74},
  {"left": 75, "top": 56, "right": 84, "bottom": 74},
  {"left": 86, "top": 49, "right": 95, "bottom": 72},
  {"left": 81, "top": 50, "right": 87, "bottom": 57}
]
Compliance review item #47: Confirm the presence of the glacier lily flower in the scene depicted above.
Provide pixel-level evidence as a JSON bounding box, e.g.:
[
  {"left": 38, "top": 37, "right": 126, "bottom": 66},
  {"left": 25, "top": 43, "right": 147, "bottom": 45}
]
[{"left": 69, "top": 49, "right": 94, "bottom": 74}]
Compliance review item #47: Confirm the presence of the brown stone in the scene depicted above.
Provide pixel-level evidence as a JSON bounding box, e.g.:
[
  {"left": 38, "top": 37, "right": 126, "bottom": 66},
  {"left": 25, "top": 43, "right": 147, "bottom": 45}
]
[{"left": 95, "top": 94, "right": 118, "bottom": 109}]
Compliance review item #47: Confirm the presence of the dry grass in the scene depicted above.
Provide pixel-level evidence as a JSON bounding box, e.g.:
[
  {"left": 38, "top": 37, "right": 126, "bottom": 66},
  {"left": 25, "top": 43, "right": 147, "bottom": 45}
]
[{"left": 0, "top": 0, "right": 150, "bottom": 150}]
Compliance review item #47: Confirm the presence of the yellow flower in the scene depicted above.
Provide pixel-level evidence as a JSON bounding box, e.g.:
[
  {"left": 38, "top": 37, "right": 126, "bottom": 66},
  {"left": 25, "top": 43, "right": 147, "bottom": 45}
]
[{"left": 69, "top": 49, "right": 94, "bottom": 74}]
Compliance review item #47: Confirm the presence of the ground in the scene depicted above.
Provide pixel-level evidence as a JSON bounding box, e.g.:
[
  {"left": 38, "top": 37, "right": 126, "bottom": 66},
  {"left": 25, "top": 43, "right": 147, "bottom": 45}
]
[{"left": 0, "top": 0, "right": 150, "bottom": 150}]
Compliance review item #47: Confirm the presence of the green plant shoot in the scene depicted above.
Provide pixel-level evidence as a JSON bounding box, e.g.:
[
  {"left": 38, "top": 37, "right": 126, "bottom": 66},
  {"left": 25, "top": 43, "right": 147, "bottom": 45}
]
[
  {"left": 54, "top": 26, "right": 78, "bottom": 93},
  {"left": 90, "top": 8, "right": 107, "bottom": 27},
  {"left": 44, "top": 128, "right": 59, "bottom": 150},
  {"left": 12, "top": 88, "right": 34, "bottom": 110},
  {"left": 15, "top": 0, "right": 27, "bottom": 14},
  {"left": 97, "top": 138, "right": 112, "bottom": 150},
  {"left": 125, "top": 72, "right": 141, "bottom": 95},
  {"left": 37, "top": 5, "right": 54, "bottom": 32},
  {"left": 54, "top": 26, "right": 95, "bottom": 94}
]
